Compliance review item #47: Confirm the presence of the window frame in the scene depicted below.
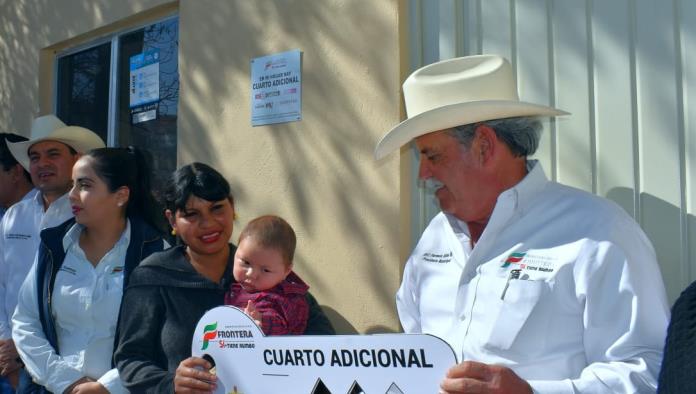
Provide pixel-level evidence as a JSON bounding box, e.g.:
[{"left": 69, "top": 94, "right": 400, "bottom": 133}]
[{"left": 52, "top": 13, "right": 178, "bottom": 147}]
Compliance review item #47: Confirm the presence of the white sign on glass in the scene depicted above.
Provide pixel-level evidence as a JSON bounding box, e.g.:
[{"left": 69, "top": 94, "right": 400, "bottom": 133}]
[{"left": 129, "top": 49, "right": 160, "bottom": 124}]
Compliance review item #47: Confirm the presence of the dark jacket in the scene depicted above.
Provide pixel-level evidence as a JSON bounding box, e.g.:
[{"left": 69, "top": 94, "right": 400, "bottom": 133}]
[
  {"left": 17, "top": 216, "right": 166, "bottom": 394},
  {"left": 114, "top": 244, "right": 334, "bottom": 393},
  {"left": 658, "top": 280, "right": 696, "bottom": 393}
]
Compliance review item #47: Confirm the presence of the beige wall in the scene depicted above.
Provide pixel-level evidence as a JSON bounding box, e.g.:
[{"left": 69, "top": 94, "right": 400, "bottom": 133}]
[
  {"left": 0, "top": 0, "right": 404, "bottom": 333},
  {"left": 0, "top": 0, "right": 175, "bottom": 133},
  {"left": 177, "top": 0, "right": 403, "bottom": 333}
]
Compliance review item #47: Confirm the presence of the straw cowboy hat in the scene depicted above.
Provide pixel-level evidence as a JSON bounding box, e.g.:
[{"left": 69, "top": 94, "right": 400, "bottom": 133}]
[
  {"left": 7, "top": 115, "right": 105, "bottom": 170},
  {"left": 374, "top": 54, "right": 569, "bottom": 159}
]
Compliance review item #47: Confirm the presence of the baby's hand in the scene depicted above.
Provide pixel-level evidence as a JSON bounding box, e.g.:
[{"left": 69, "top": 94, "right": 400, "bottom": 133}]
[{"left": 244, "top": 300, "right": 262, "bottom": 327}]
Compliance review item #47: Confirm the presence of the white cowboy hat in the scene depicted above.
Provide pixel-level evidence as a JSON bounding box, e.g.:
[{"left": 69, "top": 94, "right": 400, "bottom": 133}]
[
  {"left": 374, "top": 55, "right": 569, "bottom": 159},
  {"left": 7, "top": 115, "right": 105, "bottom": 171}
]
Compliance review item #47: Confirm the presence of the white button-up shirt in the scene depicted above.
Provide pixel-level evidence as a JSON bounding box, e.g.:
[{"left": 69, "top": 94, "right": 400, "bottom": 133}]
[
  {"left": 397, "top": 161, "right": 670, "bottom": 393},
  {"left": 0, "top": 190, "right": 70, "bottom": 339},
  {"left": 12, "top": 221, "right": 131, "bottom": 394},
  {"left": 0, "top": 188, "right": 37, "bottom": 221}
]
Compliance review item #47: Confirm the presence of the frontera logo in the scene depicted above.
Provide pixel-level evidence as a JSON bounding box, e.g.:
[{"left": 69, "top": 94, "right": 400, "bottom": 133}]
[
  {"left": 202, "top": 322, "right": 218, "bottom": 350},
  {"left": 501, "top": 252, "right": 526, "bottom": 268}
]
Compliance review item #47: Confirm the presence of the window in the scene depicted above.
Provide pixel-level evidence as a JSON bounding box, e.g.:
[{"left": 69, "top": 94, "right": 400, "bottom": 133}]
[
  {"left": 56, "top": 42, "right": 111, "bottom": 142},
  {"left": 56, "top": 16, "right": 178, "bottom": 187}
]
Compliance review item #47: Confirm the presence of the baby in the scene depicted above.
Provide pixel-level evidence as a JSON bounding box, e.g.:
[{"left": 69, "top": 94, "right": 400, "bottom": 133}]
[{"left": 225, "top": 215, "right": 309, "bottom": 335}]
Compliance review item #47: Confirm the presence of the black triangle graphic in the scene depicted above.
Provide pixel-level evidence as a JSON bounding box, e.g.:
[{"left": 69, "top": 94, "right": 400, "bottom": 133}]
[
  {"left": 386, "top": 382, "right": 405, "bottom": 394},
  {"left": 347, "top": 381, "right": 364, "bottom": 394},
  {"left": 311, "top": 378, "right": 332, "bottom": 394}
]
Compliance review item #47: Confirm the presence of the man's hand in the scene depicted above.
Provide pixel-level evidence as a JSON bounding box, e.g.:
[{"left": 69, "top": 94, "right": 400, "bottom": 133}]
[
  {"left": 440, "top": 361, "right": 532, "bottom": 394},
  {"left": 63, "top": 377, "right": 94, "bottom": 394},
  {"left": 0, "top": 357, "right": 21, "bottom": 378},
  {"left": 68, "top": 381, "right": 109, "bottom": 394},
  {"left": 0, "top": 339, "right": 19, "bottom": 373},
  {"left": 5, "top": 368, "right": 19, "bottom": 389},
  {"left": 0, "top": 339, "right": 17, "bottom": 358}
]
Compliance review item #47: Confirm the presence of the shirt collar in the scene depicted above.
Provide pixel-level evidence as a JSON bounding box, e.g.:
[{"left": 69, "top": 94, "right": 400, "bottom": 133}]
[
  {"left": 62, "top": 218, "right": 132, "bottom": 252},
  {"left": 33, "top": 190, "right": 70, "bottom": 210},
  {"left": 22, "top": 188, "right": 38, "bottom": 202},
  {"left": 32, "top": 189, "right": 44, "bottom": 207},
  {"left": 0, "top": 188, "right": 35, "bottom": 217},
  {"left": 496, "top": 159, "right": 548, "bottom": 215}
]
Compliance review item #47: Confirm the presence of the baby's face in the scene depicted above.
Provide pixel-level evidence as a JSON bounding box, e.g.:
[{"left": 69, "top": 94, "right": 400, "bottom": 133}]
[{"left": 233, "top": 237, "right": 291, "bottom": 293}]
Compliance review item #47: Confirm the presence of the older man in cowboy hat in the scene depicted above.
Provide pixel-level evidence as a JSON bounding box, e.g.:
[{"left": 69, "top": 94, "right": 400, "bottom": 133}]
[
  {"left": 375, "top": 55, "right": 669, "bottom": 393},
  {"left": 0, "top": 115, "right": 104, "bottom": 388}
]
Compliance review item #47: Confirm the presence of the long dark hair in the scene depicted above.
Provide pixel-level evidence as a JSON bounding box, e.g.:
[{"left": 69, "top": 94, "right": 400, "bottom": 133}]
[{"left": 84, "top": 147, "right": 162, "bottom": 231}]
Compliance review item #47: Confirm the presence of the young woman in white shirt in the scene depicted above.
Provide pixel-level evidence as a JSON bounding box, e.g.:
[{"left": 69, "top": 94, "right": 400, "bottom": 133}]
[{"left": 11, "top": 147, "right": 167, "bottom": 394}]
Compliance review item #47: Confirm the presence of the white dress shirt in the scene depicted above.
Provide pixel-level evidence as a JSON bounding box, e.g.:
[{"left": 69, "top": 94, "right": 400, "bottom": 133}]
[
  {"left": 12, "top": 221, "right": 131, "bottom": 394},
  {"left": 397, "top": 161, "right": 670, "bottom": 393},
  {"left": 0, "top": 188, "right": 37, "bottom": 221},
  {"left": 0, "top": 190, "right": 70, "bottom": 339}
]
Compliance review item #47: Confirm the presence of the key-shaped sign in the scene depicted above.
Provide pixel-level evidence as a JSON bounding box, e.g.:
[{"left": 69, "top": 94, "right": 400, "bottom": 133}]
[{"left": 192, "top": 306, "right": 456, "bottom": 393}]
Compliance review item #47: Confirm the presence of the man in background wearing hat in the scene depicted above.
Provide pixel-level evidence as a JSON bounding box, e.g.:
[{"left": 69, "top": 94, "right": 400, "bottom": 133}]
[
  {"left": 375, "top": 55, "right": 669, "bottom": 393},
  {"left": 0, "top": 133, "right": 35, "bottom": 394},
  {"left": 0, "top": 134, "right": 34, "bottom": 219},
  {"left": 0, "top": 115, "right": 104, "bottom": 389}
]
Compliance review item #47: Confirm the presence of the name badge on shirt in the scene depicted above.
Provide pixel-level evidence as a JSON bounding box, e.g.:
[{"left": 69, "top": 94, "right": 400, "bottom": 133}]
[
  {"left": 58, "top": 265, "right": 77, "bottom": 275},
  {"left": 6, "top": 233, "right": 31, "bottom": 240},
  {"left": 422, "top": 251, "right": 453, "bottom": 264}
]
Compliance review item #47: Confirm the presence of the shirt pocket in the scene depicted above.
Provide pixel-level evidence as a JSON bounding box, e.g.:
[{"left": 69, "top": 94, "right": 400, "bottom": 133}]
[{"left": 484, "top": 278, "right": 546, "bottom": 350}]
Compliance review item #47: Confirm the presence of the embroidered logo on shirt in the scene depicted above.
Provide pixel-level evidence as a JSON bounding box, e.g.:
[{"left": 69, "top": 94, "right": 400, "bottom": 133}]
[
  {"left": 6, "top": 233, "right": 31, "bottom": 240},
  {"left": 501, "top": 252, "right": 526, "bottom": 268},
  {"left": 422, "top": 251, "right": 453, "bottom": 264},
  {"left": 58, "top": 266, "right": 77, "bottom": 275},
  {"left": 501, "top": 251, "right": 558, "bottom": 276},
  {"left": 111, "top": 266, "right": 124, "bottom": 274},
  {"left": 521, "top": 253, "right": 556, "bottom": 273}
]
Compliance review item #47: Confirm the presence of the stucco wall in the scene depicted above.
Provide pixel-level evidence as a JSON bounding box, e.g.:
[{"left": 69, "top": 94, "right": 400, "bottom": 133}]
[
  {"left": 0, "top": 0, "right": 403, "bottom": 333},
  {"left": 177, "top": 0, "right": 402, "bottom": 333},
  {"left": 0, "top": 0, "right": 175, "bottom": 133}
]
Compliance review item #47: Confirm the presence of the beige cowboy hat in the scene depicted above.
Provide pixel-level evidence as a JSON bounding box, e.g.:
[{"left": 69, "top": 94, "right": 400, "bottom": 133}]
[
  {"left": 7, "top": 115, "right": 105, "bottom": 171},
  {"left": 374, "top": 54, "right": 569, "bottom": 159}
]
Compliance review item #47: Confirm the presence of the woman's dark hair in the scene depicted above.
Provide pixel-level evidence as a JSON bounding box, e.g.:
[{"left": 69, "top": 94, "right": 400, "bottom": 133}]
[
  {"left": 84, "top": 147, "right": 162, "bottom": 230},
  {"left": 161, "top": 162, "right": 234, "bottom": 214}
]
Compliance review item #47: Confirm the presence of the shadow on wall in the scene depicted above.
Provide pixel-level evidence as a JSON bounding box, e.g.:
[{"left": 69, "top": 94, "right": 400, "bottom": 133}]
[
  {"left": 321, "top": 305, "right": 400, "bottom": 335},
  {"left": 177, "top": 0, "right": 400, "bottom": 331},
  {"left": 0, "top": 0, "right": 52, "bottom": 130},
  {"left": 0, "top": 0, "right": 401, "bottom": 333},
  {"left": 321, "top": 306, "right": 359, "bottom": 335},
  {"left": 606, "top": 187, "right": 692, "bottom": 304}
]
